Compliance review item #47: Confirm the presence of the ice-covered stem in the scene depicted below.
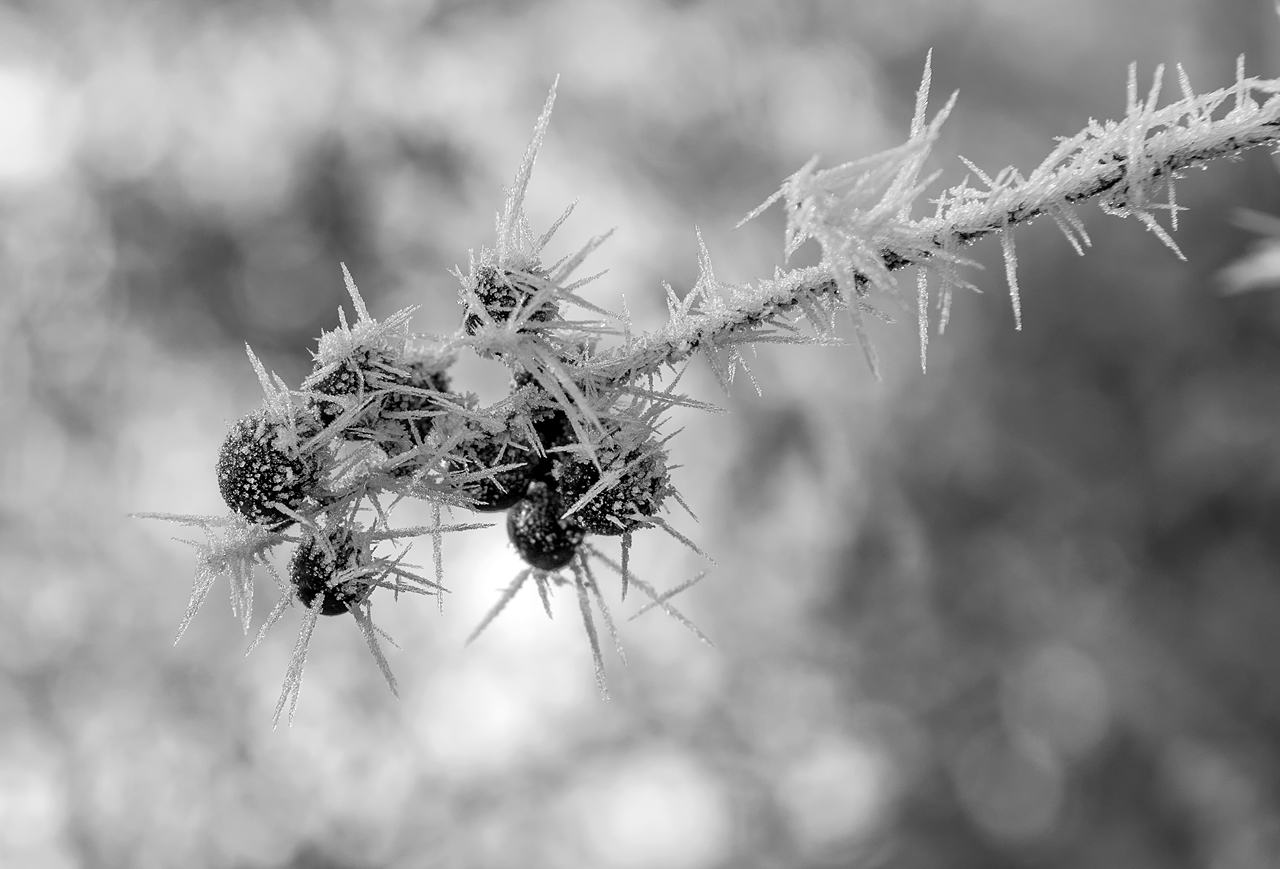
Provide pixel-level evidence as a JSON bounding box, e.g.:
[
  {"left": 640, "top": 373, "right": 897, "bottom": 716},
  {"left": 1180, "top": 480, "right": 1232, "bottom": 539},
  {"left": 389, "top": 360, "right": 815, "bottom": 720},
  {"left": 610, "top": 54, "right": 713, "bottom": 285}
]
[{"left": 586, "top": 59, "right": 1280, "bottom": 381}]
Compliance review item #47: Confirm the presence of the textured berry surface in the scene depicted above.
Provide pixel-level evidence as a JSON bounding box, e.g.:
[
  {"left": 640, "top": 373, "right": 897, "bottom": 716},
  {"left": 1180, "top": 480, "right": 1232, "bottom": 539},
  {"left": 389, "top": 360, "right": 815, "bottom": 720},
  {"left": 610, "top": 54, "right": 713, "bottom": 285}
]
[
  {"left": 554, "top": 445, "right": 670, "bottom": 535},
  {"left": 507, "top": 481, "right": 584, "bottom": 571},
  {"left": 464, "top": 265, "right": 557, "bottom": 335},
  {"left": 307, "top": 347, "right": 397, "bottom": 432},
  {"left": 289, "top": 529, "right": 372, "bottom": 616},
  {"left": 216, "top": 411, "right": 320, "bottom": 528}
]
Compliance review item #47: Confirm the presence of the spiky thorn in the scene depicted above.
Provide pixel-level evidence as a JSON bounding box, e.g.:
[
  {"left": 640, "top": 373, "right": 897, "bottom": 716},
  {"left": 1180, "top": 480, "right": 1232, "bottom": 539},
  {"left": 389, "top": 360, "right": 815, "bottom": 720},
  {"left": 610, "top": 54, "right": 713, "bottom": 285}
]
[
  {"left": 619, "top": 530, "right": 632, "bottom": 602},
  {"left": 571, "top": 558, "right": 609, "bottom": 699},
  {"left": 585, "top": 544, "right": 713, "bottom": 647},
  {"left": 244, "top": 345, "right": 317, "bottom": 454},
  {"left": 133, "top": 512, "right": 287, "bottom": 641},
  {"left": 465, "top": 568, "right": 532, "bottom": 647},
  {"left": 273, "top": 603, "right": 320, "bottom": 728},
  {"left": 351, "top": 604, "right": 399, "bottom": 698},
  {"left": 366, "top": 520, "right": 483, "bottom": 596},
  {"left": 533, "top": 569, "right": 554, "bottom": 619},
  {"left": 578, "top": 556, "right": 626, "bottom": 667},
  {"left": 627, "top": 569, "right": 712, "bottom": 624},
  {"left": 246, "top": 593, "right": 292, "bottom": 658},
  {"left": 647, "top": 516, "right": 715, "bottom": 564},
  {"left": 430, "top": 503, "right": 445, "bottom": 613}
]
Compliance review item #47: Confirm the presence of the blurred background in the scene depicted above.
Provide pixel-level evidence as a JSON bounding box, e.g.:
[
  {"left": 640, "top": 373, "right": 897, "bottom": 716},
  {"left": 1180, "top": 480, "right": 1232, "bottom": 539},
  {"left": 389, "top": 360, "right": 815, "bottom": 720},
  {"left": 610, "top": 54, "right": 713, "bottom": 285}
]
[{"left": 3, "top": 0, "right": 1280, "bottom": 866}]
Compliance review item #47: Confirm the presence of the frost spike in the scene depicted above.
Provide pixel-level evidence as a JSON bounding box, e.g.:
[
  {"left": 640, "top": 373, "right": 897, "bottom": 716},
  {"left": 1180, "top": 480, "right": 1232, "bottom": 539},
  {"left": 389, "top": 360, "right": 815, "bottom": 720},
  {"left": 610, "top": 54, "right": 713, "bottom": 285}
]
[
  {"left": 499, "top": 77, "right": 559, "bottom": 262},
  {"left": 580, "top": 559, "right": 626, "bottom": 666},
  {"left": 246, "top": 594, "right": 293, "bottom": 657},
  {"left": 174, "top": 551, "right": 218, "bottom": 646},
  {"left": 627, "top": 569, "right": 711, "bottom": 622},
  {"left": 917, "top": 268, "right": 929, "bottom": 373},
  {"left": 910, "top": 49, "right": 933, "bottom": 141},
  {"left": 273, "top": 604, "right": 320, "bottom": 728},
  {"left": 1000, "top": 230, "right": 1022, "bottom": 330},
  {"left": 340, "top": 262, "right": 372, "bottom": 324},
  {"left": 621, "top": 571, "right": 713, "bottom": 648},
  {"left": 465, "top": 569, "right": 531, "bottom": 646},
  {"left": 352, "top": 606, "right": 399, "bottom": 698},
  {"left": 572, "top": 561, "right": 609, "bottom": 699}
]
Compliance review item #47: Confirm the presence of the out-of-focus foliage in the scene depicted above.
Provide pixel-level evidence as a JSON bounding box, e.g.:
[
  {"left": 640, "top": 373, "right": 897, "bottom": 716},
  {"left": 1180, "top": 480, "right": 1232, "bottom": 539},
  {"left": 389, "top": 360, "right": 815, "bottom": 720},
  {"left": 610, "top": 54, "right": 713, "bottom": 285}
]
[{"left": 3, "top": 0, "right": 1280, "bottom": 867}]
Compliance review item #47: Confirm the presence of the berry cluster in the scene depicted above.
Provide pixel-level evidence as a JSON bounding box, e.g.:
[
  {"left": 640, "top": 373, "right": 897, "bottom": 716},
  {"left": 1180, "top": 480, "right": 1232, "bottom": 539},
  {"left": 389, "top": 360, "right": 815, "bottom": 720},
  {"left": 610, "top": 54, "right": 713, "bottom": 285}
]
[
  {"left": 150, "top": 87, "right": 711, "bottom": 720},
  {"left": 211, "top": 317, "right": 457, "bottom": 623},
  {"left": 214, "top": 302, "right": 674, "bottom": 604},
  {"left": 433, "top": 370, "right": 675, "bottom": 571},
  {"left": 502, "top": 423, "right": 672, "bottom": 569}
]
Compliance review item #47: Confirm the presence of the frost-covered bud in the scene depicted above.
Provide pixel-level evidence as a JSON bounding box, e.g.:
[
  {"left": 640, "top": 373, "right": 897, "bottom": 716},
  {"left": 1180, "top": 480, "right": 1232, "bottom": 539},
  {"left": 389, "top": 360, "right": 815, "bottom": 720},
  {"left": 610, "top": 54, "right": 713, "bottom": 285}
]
[
  {"left": 463, "top": 265, "right": 558, "bottom": 335},
  {"left": 507, "top": 481, "right": 584, "bottom": 571},
  {"left": 216, "top": 411, "right": 321, "bottom": 529},
  {"left": 554, "top": 441, "right": 671, "bottom": 535},
  {"left": 288, "top": 527, "right": 372, "bottom": 616}
]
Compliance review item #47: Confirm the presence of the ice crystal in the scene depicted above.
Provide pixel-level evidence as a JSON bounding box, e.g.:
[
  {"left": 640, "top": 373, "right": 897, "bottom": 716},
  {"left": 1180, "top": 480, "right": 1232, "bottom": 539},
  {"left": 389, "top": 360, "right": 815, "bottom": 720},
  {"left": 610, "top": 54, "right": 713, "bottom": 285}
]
[{"left": 134, "top": 512, "right": 285, "bottom": 640}]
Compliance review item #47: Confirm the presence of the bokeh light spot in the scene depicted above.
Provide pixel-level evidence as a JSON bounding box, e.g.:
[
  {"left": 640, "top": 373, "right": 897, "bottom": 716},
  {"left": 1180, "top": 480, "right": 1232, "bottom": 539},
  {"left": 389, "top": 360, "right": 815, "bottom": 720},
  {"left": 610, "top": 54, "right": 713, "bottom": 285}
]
[
  {"left": 568, "top": 750, "right": 732, "bottom": 869},
  {"left": 0, "top": 67, "right": 74, "bottom": 185},
  {"left": 1002, "top": 643, "right": 1111, "bottom": 758},
  {"left": 951, "top": 729, "right": 1064, "bottom": 843},
  {"left": 776, "top": 734, "right": 894, "bottom": 853}
]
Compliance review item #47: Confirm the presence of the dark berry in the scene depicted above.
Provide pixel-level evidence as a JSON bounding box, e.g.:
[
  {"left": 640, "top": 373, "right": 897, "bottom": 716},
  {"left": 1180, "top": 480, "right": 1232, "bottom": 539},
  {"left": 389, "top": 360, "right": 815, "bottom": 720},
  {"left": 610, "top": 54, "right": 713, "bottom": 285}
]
[
  {"left": 288, "top": 528, "right": 372, "bottom": 616},
  {"left": 463, "top": 265, "right": 558, "bottom": 335},
  {"left": 532, "top": 406, "right": 576, "bottom": 456},
  {"left": 554, "top": 444, "right": 670, "bottom": 535},
  {"left": 305, "top": 347, "right": 399, "bottom": 433},
  {"left": 453, "top": 434, "right": 541, "bottom": 512},
  {"left": 507, "top": 481, "right": 584, "bottom": 571},
  {"left": 217, "top": 411, "right": 321, "bottom": 528}
]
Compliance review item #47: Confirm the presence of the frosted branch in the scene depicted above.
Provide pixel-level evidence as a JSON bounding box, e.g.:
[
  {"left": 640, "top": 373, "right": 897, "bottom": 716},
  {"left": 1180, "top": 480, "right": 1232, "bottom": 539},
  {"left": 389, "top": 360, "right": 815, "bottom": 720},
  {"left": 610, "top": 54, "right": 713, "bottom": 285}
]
[{"left": 585, "top": 63, "right": 1280, "bottom": 380}]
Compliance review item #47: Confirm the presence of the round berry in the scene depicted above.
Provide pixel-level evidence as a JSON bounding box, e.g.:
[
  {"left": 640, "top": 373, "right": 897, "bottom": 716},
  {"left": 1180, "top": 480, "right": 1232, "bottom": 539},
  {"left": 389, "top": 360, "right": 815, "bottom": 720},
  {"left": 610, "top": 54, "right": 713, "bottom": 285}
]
[
  {"left": 452, "top": 434, "right": 541, "bottom": 512},
  {"left": 216, "top": 411, "right": 321, "bottom": 528},
  {"left": 554, "top": 444, "right": 670, "bottom": 535},
  {"left": 306, "top": 347, "right": 399, "bottom": 433},
  {"left": 288, "top": 528, "right": 372, "bottom": 616},
  {"left": 463, "top": 265, "right": 558, "bottom": 335},
  {"left": 507, "top": 481, "right": 584, "bottom": 571}
]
